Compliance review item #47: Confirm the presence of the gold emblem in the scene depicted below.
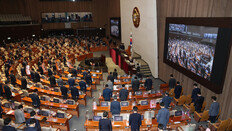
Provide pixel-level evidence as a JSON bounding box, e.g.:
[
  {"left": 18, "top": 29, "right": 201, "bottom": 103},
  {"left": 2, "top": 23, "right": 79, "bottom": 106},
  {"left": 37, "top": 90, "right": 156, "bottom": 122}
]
[{"left": 132, "top": 7, "right": 140, "bottom": 28}]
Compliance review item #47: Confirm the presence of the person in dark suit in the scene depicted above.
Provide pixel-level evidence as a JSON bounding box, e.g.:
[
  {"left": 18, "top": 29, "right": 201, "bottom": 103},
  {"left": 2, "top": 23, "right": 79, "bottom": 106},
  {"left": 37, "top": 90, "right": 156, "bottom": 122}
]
[
  {"left": 47, "top": 68, "right": 53, "bottom": 77},
  {"left": 194, "top": 92, "right": 204, "bottom": 113},
  {"left": 77, "top": 65, "right": 82, "bottom": 74},
  {"left": 82, "top": 70, "right": 88, "bottom": 79},
  {"left": 79, "top": 78, "right": 87, "bottom": 92},
  {"left": 113, "top": 69, "right": 118, "bottom": 80},
  {"left": 30, "top": 69, "right": 35, "bottom": 82},
  {"left": 24, "top": 118, "right": 37, "bottom": 131},
  {"left": 119, "top": 84, "right": 128, "bottom": 101},
  {"left": 49, "top": 75, "right": 56, "bottom": 87},
  {"left": 71, "top": 67, "right": 77, "bottom": 77},
  {"left": 26, "top": 111, "right": 41, "bottom": 131},
  {"left": 103, "top": 84, "right": 112, "bottom": 101},
  {"left": 191, "top": 83, "right": 201, "bottom": 103},
  {"left": 2, "top": 117, "right": 17, "bottom": 131},
  {"left": 21, "top": 76, "right": 28, "bottom": 89},
  {"left": 157, "top": 102, "right": 170, "bottom": 129},
  {"left": 85, "top": 72, "right": 92, "bottom": 85},
  {"left": 71, "top": 86, "right": 79, "bottom": 101},
  {"left": 132, "top": 77, "right": 140, "bottom": 94},
  {"left": 129, "top": 106, "right": 142, "bottom": 131},
  {"left": 34, "top": 71, "right": 40, "bottom": 83},
  {"left": 208, "top": 96, "right": 220, "bottom": 123},
  {"left": 110, "top": 96, "right": 121, "bottom": 115},
  {"left": 161, "top": 93, "right": 172, "bottom": 109},
  {"left": 0, "top": 103, "right": 3, "bottom": 118},
  {"left": 29, "top": 89, "right": 41, "bottom": 108},
  {"left": 38, "top": 65, "right": 43, "bottom": 75},
  {"left": 107, "top": 72, "right": 114, "bottom": 84},
  {"left": 4, "top": 81, "right": 12, "bottom": 100},
  {"left": 68, "top": 76, "right": 75, "bottom": 88},
  {"left": 99, "top": 111, "right": 112, "bottom": 131},
  {"left": 60, "top": 85, "right": 68, "bottom": 99},
  {"left": 9, "top": 71, "right": 16, "bottom": 86},
  {"left": 174, "top": 81, "right": 182, "bottom": 99},
  {"left": 168, "top": 74, "right": 176, "bottom": 89},
  {"left": 21, "top": 67, "right": 26, "bottom": 76},
  {"left": 145, "top": 76, "right": 153, "bottom": 91},
  {"left": 0, "top": 82, "right": 4, "bottom": 97}
]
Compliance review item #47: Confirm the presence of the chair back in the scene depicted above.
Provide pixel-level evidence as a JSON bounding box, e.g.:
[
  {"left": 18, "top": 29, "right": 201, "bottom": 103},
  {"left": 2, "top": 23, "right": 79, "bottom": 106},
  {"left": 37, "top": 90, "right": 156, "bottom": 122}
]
[
  {"left": 201, "top": 101, "right": 206, "bottom": 112},
  {"left": 177, "top": 95, "right": 186, "bottom": 106},
  {"left": 218, "top": 119, "right": 230, "bottom": 131},
  {"left": 227, "top": 118, "right": 232, "bottom": 131},
  {"left": 200, "top": 110, "right": 209, "bottom": 122},
  {"left": 189, "top": 103, "right": 195, "bottom": 114},
  {"left": 185, "top": 95, "right": 192, "bottom": 105},
  {"left": 169, "top": 88, "right": 175, "bottom": 97}
]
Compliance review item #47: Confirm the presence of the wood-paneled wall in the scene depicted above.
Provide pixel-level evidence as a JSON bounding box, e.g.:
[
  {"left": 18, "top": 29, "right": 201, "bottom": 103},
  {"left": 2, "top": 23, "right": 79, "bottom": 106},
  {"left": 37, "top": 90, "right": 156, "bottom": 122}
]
[
  {"left": 0, "top": 0, "right": 110, "bottom": 30},
  {"left": 157, "top": 0, "right": 232, "bottom": 120}
]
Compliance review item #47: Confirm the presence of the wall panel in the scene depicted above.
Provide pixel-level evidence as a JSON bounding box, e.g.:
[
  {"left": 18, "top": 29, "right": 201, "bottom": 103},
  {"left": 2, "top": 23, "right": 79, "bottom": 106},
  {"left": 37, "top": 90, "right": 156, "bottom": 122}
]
[{"left": 157, "top": 0, "right": 232, "bottom": 119}]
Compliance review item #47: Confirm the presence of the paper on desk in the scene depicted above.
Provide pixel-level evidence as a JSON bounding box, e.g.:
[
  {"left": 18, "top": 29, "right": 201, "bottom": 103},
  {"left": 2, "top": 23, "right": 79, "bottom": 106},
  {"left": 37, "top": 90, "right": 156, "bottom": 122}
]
[
  {"left": 12, "top": 93, "right": 15, "bottom": 97},
  {"left": 7, "top": 110, "right": 14, "bottom": 115}
]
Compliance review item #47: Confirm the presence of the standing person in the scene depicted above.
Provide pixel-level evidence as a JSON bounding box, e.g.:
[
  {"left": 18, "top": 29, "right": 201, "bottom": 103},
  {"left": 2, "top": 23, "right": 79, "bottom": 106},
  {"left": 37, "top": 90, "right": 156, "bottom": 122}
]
[
  {"left": 194, "top": 92, "right": 204, "bottom": 113},
  {"left": 57, "top": 74, "right": 63, "bottom": 87},
  {"left": 157, "top": 102, "right": 170, "bottom": 129},
  {"left": 26, "top": 111, "right": 41, "bottom": 131},
  {"left": 106, "top": 80, "right": 113, "bottom": 90},
  {"left": 14, "top": 105, "right": 25, "bottom": 124},
  {"left": 129, "top": 106, "right": 142, "bottom": 131},
  {"left": 21, "top": 76, "right": 28, "bottom": 89},
  {"left": 132, "top": 77, "right": 140, "bottom": 94},
  {"left": 103, "top": 84, "right": 112, "bottom": 101},
  {"left": 113, "top": 69, "right": 118, "bottom": 80},
  {"left": 9, "top": 70, "right": 16, "bottom": 86},
  {"left": 60, "top": 85, "right": 68, "bottom": 99},
  {"left": 2, "top": 117, "right": 17, "bottom": 131},
  {"left": 144, "top": 76, "right": 153, "bottom": 91},
  {"left": 29, "top": 89, "right": 41, "bottom": 108},
  {"left": 110, "top": 96, "right": 121, "bottom": 115},
  {"left": 4, "top": 80, "right": 12, "bottom": 100},
  {"left": 161, "top": 93, "right": 172, "bottom": 109},
  {"left": 34, "top": 71, "right": 40, "bottom": 83},
  {"left": 174, "top": 81, "right": 182, "bottom": 99},
  {"left": 68, "top": 76, "right": 75, "bottom": 88},
  {"left": 107, "top": 72, "right": 114, "bottom": 84},
  {"left": 79, "top": 78, "right": 87, "bottom": 92},
  {"left": 208, "top": 96, "right": 220, "bottom": 123},
  {"left": 119, "top": 84, "right": 129, "bottom": 101},
  {"left": 168, "top": 74, "right": 176, "bottom": 89},
  {"left": 99, "top": 111, "right": 112, "bottom": 131},
  {"left": 49, "top": 75, "right": 56, "bottom": 87},
  {"left": 191, "top": 83, "right": 201, "bottom": 103},
  {"left": 71, "top": 86, "right": 79, "bottom": 101},
  {"left": 85, "top": 72, "right": 92, "bottom": 86}
]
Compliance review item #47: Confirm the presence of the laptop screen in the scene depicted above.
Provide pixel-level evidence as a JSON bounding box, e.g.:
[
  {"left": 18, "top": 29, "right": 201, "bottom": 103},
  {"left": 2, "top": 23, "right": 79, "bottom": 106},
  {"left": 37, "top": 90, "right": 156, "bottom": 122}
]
[
  {"left": 93, "top": 116, "right": 102, "bottom": 121},
  {"left": 57, "top": 113, "right": 65, "bottom": 118},
  {"left": 175, "top": 111, "right": 182, "bottom": 116},
  {"left": 135, "top": 91, "right": 142, "bottom": 96},
  {"left": 4, "top": 103, "right": 11, "bottom": 108},
  {"left": 101, "top": 102, "right": 109, "bottom": 107},
  {"left": 67, "top": 100, "right": 74, "bottom": 105},
  {"left": 121, "top": 101, "right": 129, "bottom": 107},
  {"left": 141, "top": 100, "right": 148, "bottom": 106},
  {"left": 53, "top": 99, "right": 60, "bottom": 103},
  {"left": 114, "top": 116, "right": 123, "bottom": 121}
]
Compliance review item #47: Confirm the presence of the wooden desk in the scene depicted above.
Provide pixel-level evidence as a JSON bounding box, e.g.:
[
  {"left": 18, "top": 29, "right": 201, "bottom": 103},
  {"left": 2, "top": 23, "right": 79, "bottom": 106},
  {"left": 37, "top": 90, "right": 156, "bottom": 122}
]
[
  {"left": 29, "top": 86, "right": 87, "bottom": 106},
  {"left": 98, "top": 92, "right": 162, "bottom": 103},
  {"left": 22, "top": 97, "right": 79, "bottom": 117},
  {"left": 84, "top": 119, "right": 151, "bottom": 131},
  {"left": 114, "top": 80, "right": 145, "bottom": 85},
  {"left": 113, "top": 86, "right": 147, "bottom": 92},
  {"left": 3, "top": 107, "right": 71, "bottom": 131}
]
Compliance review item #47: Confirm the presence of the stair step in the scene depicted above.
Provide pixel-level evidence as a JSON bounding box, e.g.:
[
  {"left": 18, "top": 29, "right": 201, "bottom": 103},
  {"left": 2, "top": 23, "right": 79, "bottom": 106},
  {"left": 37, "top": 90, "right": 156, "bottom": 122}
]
[{"left": 140, "top": 69, "right": 150, "bottom": 71}]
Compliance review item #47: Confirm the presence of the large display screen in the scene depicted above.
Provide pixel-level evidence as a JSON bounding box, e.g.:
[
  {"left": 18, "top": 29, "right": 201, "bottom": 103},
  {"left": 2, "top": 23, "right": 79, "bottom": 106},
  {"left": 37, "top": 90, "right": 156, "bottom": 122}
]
[
  {"left": 167, "top": 24, "right": 218, "bottom": 80},
  {"left": 110, "top": 17, "right": 121, "bottom": 38},
  {"left": 163, "top": 18, "right": 232, "bottom": 94}
]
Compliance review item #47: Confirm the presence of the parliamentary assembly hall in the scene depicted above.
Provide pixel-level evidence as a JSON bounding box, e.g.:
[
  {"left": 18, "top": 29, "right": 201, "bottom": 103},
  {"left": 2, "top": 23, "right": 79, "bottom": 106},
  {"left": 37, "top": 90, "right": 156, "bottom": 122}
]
[{"left": 0, "top": 0, "right": 231, "bottom": 130}]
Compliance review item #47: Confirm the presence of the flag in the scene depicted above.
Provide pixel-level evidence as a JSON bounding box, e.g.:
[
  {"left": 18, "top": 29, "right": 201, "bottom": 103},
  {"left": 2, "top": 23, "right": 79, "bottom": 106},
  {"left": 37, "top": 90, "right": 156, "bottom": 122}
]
[{"left": 130, "top": 32, "right": 133, "bottom": 53}]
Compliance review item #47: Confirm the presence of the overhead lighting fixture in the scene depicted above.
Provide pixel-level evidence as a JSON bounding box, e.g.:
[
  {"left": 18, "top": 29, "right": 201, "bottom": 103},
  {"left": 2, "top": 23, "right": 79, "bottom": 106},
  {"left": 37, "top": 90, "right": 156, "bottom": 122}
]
[
  {"left": 100, "top": 28, "right": 102, "bottom": 30},
  {"left": 7, "top": 37, "right": 11, "bottom": 40},
  {"left": 32, "top": 34, "right": 35, "bottom": 37}
]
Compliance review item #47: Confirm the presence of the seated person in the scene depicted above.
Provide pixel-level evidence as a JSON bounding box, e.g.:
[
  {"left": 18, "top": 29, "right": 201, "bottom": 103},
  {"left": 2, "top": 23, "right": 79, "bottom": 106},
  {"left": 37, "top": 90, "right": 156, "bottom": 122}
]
[
  {"left": 3, "top": 117, "right": 17, "bottom": 131},
  {"left": 71, "top": 86, "right": 79, "bottom": 101},
  {"left": 29, "top": 89, "right": 41, "bottom": 108},
  {"left": 49, "top": 75, "right": 56, "bottom": 87},
  {"left": 26, "top": 111, "right": 41, "bottom": 131},
  {"left": 110, "top": 96, "right": 121, "bottom": 115},
  {"left": 24, "top": 119, "right": 37, "bottom": 131},
  {"left": 79, "top": 78, "right": 87, "bottom": 92},
  {"left": 85, "top": 72, "right": 92, "bottom": 85},
  {"left": 103, "top": 84, "right": 112, "bottom": 101}
]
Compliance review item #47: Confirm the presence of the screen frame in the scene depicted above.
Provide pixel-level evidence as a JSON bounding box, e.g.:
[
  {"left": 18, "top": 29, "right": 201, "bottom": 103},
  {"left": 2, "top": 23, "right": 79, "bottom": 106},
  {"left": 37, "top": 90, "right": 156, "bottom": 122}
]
[
  {"left": 110, "top": 17, "right": 121, "bottom": 39},
  {"left": 163, "top": 17, "right": 232, "bottom": 94}
]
